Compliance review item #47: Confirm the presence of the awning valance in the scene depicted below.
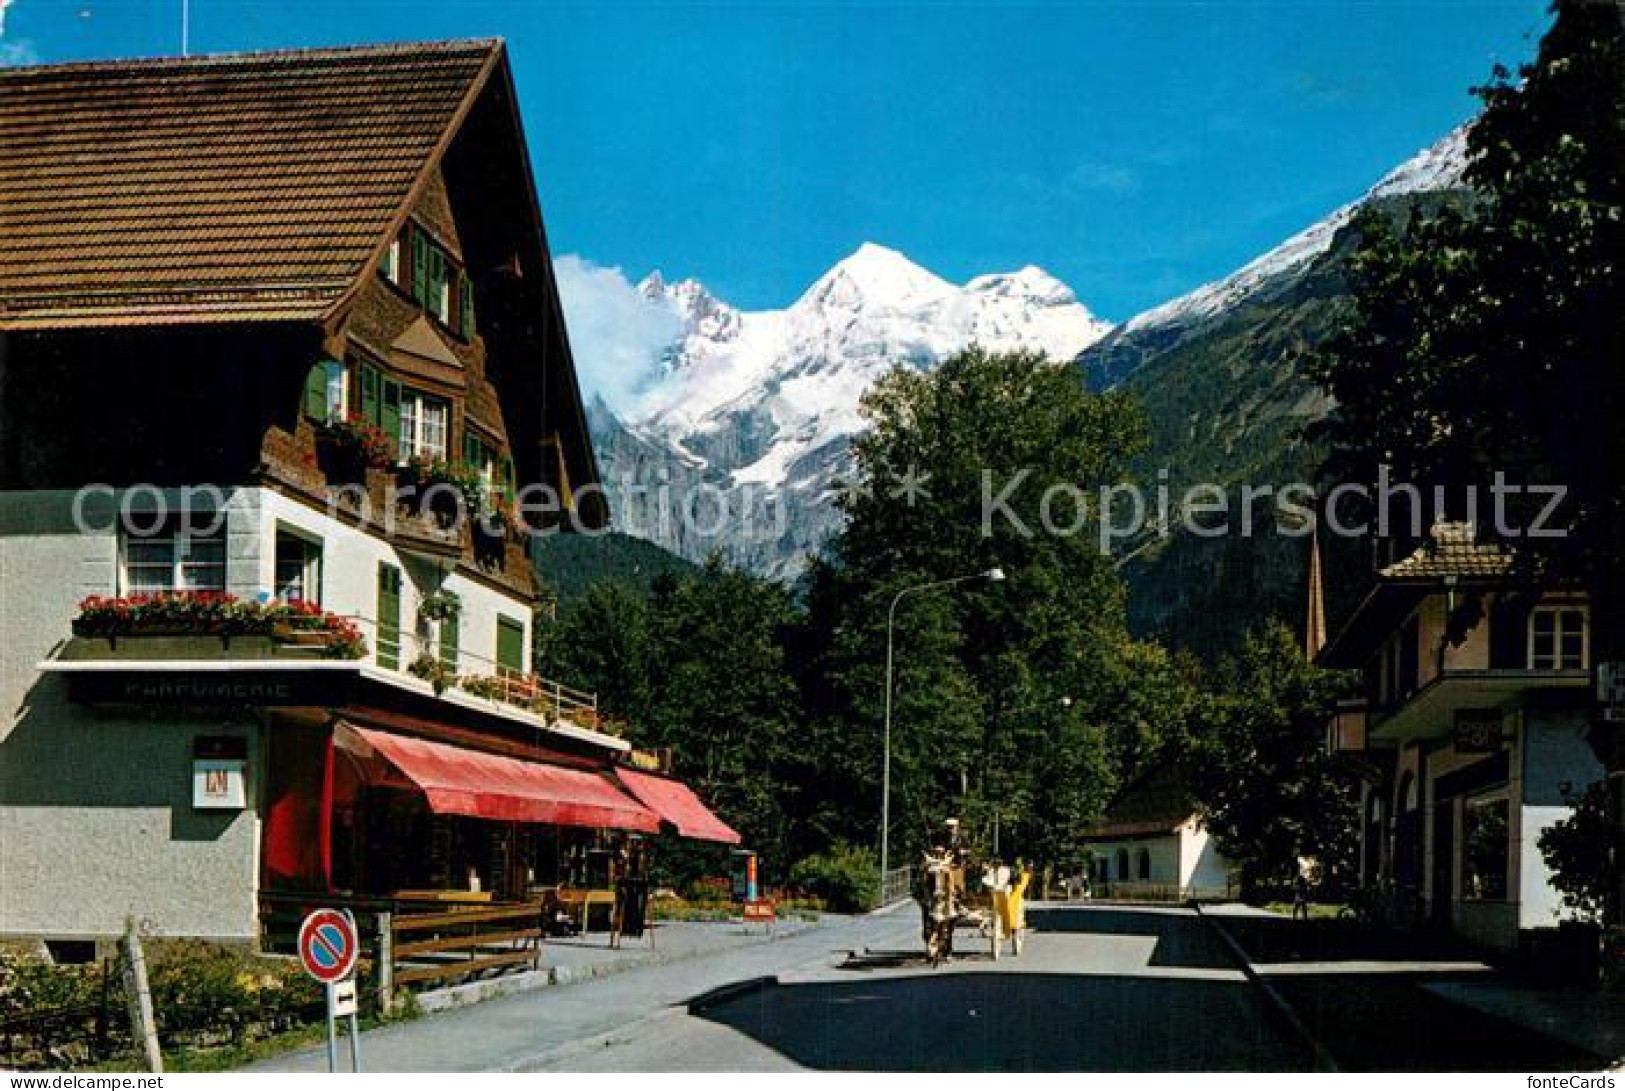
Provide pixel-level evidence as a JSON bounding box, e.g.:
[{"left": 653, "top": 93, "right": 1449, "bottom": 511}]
[
  {"left": 338, "top": 724, "right": 660, "bottom": 833},
  {"left": 615, "top": 768, "right": 741, "bottom": 844}
]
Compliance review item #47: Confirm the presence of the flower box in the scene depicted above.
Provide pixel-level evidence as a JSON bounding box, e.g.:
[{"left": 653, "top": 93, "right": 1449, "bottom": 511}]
[{"left": 71, "top": 593, "right": 367, "bottom": 660}]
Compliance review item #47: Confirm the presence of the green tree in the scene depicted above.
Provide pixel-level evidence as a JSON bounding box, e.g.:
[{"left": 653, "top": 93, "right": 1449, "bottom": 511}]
[
  {"left": 808, "top": 346, "right": 1190, "bottom": 875},
  {"left": 1192, "top": 622, "right": 1359, "bottom": 896},
  {"left": 1306, "top": 0, "right": 1624, "bottom": 915},
  {"left": 644, "top": 558, "right": 801, "bottom": 874},
  {"left": 537, "top": 580, "right": 654, "bottom": 724}
]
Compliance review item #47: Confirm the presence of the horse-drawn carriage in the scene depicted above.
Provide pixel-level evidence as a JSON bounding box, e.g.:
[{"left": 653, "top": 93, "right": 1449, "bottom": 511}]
[{"left": 916, "top": 820, "right": 1030, "bottom": 966}]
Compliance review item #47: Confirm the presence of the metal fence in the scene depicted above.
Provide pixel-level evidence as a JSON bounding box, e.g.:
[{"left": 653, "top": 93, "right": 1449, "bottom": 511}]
[{"left": 880, "top": 866, "right": 913, "bottom": 907}]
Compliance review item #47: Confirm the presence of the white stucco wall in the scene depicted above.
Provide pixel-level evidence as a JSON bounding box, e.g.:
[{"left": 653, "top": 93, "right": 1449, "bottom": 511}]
[
  {"left": 0, "top": 490, "right": 262, "bottom": 940},
  {"left": 1178, "top": 820, "right": 1232, "bottom": 894},
  {"left": 0, "top": 486, "right": 546, "bottom": 941},
  {"left": 1517, "top": 707, "right": 1605, "bottom": 930}
]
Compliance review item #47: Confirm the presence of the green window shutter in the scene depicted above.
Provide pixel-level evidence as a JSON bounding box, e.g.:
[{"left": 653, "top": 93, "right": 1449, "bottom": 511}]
[
  {"left": 428, "top": 247, "right": 446, "bottom": 319},
  {"left": 302, "top": 362, "right": 327, "bottom": 420},
  {"left": 412, "top": 229, "right": 429, "bottom": 307},
  {"left": 377, "top": 563, "right": 402, "bottom": 671},
  {"left": 500, "top": 454, "right": 516, "bottom": 506},
  {"left": 381, "top": 379, "right": 403, "bottom": 453},
  {"left": 458, "top": 270, "right": 474, "bottom": 337},
  {"left": 439, "top": 606, "right": 460, "bottom": 671},
  {"left": 360, "top": 364, "right": 381, "bottom": 425},
  {"left": 496, "top": 615, "right": 524, "bottom": 676},
  {"left": 463, "top": 432, "right": 480, "bottom": 468}
]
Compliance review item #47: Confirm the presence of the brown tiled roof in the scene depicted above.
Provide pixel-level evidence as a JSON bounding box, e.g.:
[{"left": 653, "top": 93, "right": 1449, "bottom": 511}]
[
  {"left": 0, "top": 40, "right": 499, "bottom": 330},
  {"left": 1082, "top": 762, "right": 1198, "bottom": 840},
  {"left": 1379, "top": 522, "right": 1512, "bottom": 581}
]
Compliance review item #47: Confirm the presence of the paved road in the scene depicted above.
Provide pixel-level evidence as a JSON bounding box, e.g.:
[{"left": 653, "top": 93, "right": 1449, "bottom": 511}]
[
  {"left": 538, "top": 904, "right": 1313, "bottom": 1071},
  {"left": 247, "top": 910, "right": 917, "bottom": 1072},
  {"left": 250, "top": 903, "right": 1599, "bottom": 1072}
]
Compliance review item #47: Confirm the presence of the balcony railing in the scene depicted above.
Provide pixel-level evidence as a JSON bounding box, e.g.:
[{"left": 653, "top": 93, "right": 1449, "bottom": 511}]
[{"left": 346, "top": 615, "right": 608, "bottom": 734}]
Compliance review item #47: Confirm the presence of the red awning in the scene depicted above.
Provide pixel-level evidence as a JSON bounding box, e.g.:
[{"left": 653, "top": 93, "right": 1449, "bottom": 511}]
[
  {"left": 339, "top": 724, "right": 660, "bottom": 833},
  {"left": 615, "top": 768, "right": 741, "bottom": 844}
]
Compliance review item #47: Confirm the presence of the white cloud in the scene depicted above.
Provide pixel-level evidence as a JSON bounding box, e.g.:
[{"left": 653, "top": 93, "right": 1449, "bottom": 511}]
[
  {"left": 0, "top": 0, "right": 41, "bottom": 66},
  {"left": 554, "top": 254, "right": 682, "bottom": 419}
]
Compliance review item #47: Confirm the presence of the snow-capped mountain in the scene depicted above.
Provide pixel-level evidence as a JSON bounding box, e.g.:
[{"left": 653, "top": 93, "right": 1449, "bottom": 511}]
[
  {"left": 1088, "top": 126, "right": 1471, "bottom": 389},
  {"left": 589, "top": 243, "right": 1111, "bottom": 577}
]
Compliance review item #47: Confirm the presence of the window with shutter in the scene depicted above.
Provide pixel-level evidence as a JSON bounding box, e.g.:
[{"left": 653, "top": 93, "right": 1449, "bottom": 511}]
[
  {"left": 458, "top": 271, "right": 475, "bottom": 338},
  {"left": 377, "top": 563, "right": 402, "bottom": 670},
  {"left": 360, "top": 364, "right": 381, "bottom": 426},
  {"left": 381, "top": 379, "right": 403, "bottom": 457},
  {"left": 496, "top": 615, "right": 525, "bottom": 678},
  {"left": 439, "top": 600, "right": 460, "bottom": 671},
  {"left": 301, "top": 363, "right": 327, "bottom": 420},
  {"left": 412, "top": 228, "right": 429, "bottom": 308}
]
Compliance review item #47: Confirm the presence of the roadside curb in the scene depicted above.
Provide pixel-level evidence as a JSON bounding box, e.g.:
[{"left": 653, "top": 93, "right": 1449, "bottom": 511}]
[
  {"left": 417, "top": 917, "right": 819, "bottom": 1014},
  {"left": 1194, "top": 905, "right": 1340, "bottom": 1073}
]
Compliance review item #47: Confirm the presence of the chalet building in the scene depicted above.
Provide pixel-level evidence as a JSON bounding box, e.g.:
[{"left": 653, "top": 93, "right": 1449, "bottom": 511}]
[
  {"left": 0, "top": 41, "right": 738, "bottom": 953},
  {"left": 1081, "top": 764, "right": 1234, "bottom": 901},
  {"left": 1317, "top": 523, "right": 1605, "bottom": 955}
]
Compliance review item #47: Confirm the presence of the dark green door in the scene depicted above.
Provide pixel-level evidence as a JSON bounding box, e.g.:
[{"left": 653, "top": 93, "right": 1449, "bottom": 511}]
[
  {"left": 496, "top": 615, "right": 525, "bottom": 678},
  {"left": 377, "top": 563, "right": 402, "bottom": 670}
]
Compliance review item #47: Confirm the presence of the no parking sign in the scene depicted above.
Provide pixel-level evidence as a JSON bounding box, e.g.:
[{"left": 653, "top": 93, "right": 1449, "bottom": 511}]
[
  {"left": 297, "top": 908, "right": 362, "bottom": 1072},
  {"left": 298, "top": 908, "right": 359, "bottom": 984}
]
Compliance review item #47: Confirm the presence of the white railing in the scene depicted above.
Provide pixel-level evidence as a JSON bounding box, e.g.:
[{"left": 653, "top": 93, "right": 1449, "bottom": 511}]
[{"left": 346, "top": 614, "right": 605, "bottom": 732}]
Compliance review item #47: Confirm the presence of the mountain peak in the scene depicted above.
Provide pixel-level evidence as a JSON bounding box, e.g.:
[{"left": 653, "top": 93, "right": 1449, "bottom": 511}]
[
  {"left": 965, "top": 265, "right": 1080, "bottom": 307},
  {"left": 799, "top": 242, "right": 953, "bottom": 309}
]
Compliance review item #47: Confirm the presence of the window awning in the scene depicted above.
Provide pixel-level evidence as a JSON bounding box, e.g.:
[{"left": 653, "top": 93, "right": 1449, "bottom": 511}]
[
  {"left": 615, "top": 768, "right": 741, "bottom": 844},
  {"left": 337, "top": 724, "right": 660, "bottom": 833}
]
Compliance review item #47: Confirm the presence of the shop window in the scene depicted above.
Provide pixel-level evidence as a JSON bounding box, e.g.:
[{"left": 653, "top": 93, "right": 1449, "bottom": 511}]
[
  {"left": 1529, "top": 607, "right": 1587, "bottom": 670},
  {"left": 1461, "top": 794, "right": 1509, "bottom": 901},
  {"left": 1137, "top": 848, "right": 1151, "bottom": 880},
  {"left": 122, "top": 512, "right": 226, "bottom": 593},
  {"left": 1115, "top": 849, "right": 1129, "bottom": 881},
  {"left": 274, "top": 529, "right": 322, "bottom": 604}
]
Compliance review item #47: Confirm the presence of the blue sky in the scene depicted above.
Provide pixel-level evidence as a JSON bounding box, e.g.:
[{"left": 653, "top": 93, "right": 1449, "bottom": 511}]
[{"left": 1, "top": 1, "right": 1549, "bottom": 321}]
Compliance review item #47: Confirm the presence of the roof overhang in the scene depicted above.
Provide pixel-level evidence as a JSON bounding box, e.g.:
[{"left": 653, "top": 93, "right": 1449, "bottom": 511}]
[{"left": 1369, "top": 669, "right": 1591, "bottom": 744}]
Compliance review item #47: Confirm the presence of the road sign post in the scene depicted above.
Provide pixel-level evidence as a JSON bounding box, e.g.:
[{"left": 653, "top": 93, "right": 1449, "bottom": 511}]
[{"left": 298, "top": 908, "right": 362, "bottom": 1073}]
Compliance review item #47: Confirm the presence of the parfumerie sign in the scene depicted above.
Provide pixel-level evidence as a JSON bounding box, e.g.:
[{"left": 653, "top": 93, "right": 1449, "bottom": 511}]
[{"left": 68, "top": 669, "right": 347, "bottom": 706}]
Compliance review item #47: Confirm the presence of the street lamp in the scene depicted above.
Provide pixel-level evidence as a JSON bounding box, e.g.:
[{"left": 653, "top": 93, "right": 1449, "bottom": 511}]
[{"left": 880, "top": 566, "right": 1005, "bottom": 902}]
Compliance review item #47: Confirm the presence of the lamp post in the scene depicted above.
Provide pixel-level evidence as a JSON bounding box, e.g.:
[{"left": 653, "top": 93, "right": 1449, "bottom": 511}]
[{"left": 880, "top": 566, "right": 1005, "bottom": 903}]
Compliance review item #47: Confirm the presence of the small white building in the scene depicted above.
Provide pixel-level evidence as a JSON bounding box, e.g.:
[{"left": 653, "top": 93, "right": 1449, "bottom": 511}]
[{"left": 1081, "top": 764, "right": 1234, "bottom": 901}]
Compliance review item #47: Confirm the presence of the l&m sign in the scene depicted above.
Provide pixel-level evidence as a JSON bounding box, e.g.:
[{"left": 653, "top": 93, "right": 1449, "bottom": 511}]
[{"left": 193, "top": 736, "right": 247, "bottom": 810}]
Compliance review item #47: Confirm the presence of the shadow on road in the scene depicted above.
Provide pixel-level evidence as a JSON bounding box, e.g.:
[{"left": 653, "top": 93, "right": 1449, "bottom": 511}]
[
  {"left": 1025, "top": 906, "right": 1236, "bottom": 970},
  {"left": 690, "top": 971, "right": 1315, "bottom": 1071},
  {"left": 1210, "top": 913, "right": 1477, "bottom": 964},
  {"left": 1267, "top": 971, "right": 1603, "bottom": 1071}
]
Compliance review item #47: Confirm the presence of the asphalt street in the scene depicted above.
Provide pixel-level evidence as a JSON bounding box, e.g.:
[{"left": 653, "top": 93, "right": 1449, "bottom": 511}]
[
  {"left": 537, "top": 904, "right": 1312, "bottom": 1071},
  {"left": 247, "top": 903, "right": 1602, "bottom": 1072}
]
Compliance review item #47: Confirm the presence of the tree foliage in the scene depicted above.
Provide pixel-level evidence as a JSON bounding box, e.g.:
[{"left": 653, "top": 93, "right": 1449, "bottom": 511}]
[
  {"left": 1308, "top": 2, "right": 1624, "bottom": 575},
  {"left": 1191, "top": 621, "right": 1359, "bottom": 895}
]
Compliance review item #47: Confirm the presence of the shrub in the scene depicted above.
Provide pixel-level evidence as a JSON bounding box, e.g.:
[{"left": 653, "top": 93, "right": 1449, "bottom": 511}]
[
  {"left": 1538, "top": 781, "right": 1618, "bottom": 922},
  {"left": 788, "top": 842, "right": 879, "bottom": 913}
]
